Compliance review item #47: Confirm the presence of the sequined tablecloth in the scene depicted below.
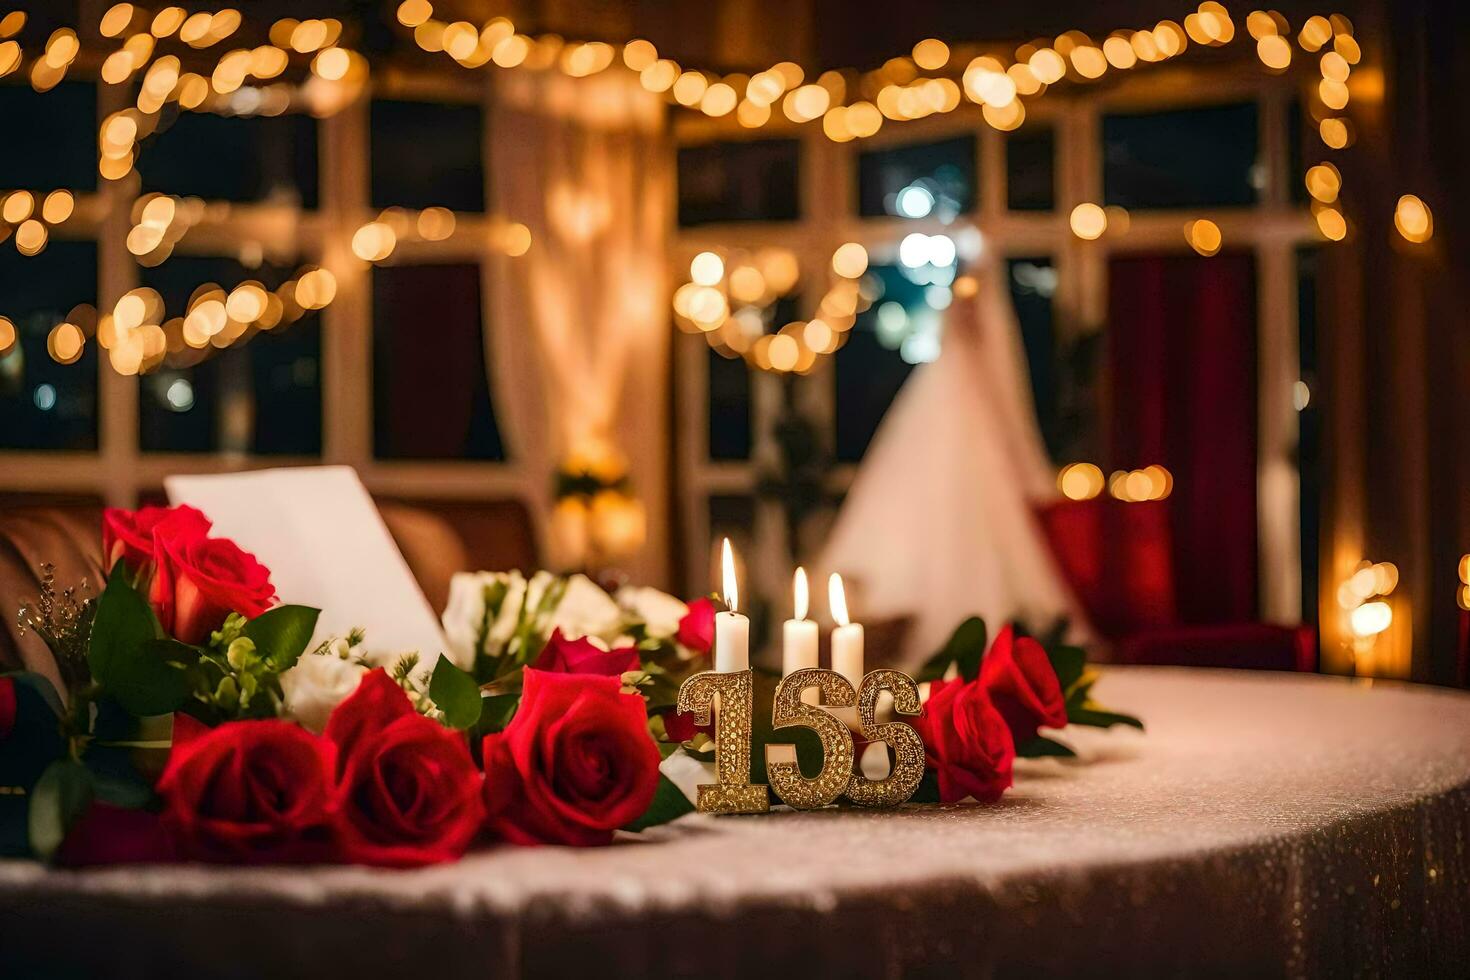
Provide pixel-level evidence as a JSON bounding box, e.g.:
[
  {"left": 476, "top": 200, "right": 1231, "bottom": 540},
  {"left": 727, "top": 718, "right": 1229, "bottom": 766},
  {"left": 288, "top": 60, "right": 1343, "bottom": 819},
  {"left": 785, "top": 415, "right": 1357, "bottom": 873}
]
[{"left": 3, "top": 667, "right": 1468, "bottom": 979}]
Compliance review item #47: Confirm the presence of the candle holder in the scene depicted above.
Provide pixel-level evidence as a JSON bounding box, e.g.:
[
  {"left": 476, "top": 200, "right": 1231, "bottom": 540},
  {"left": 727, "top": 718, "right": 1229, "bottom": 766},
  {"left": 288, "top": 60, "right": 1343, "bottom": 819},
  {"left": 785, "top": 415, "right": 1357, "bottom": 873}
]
[
  {"left": 767, "top": 667, "right": 856, "bottom": 810},
  {"left": 676, "top": 669, "right": 770, "bottom": 814},
  {"left": 846, "top": 669, "right": 926, "bottom": 807}
]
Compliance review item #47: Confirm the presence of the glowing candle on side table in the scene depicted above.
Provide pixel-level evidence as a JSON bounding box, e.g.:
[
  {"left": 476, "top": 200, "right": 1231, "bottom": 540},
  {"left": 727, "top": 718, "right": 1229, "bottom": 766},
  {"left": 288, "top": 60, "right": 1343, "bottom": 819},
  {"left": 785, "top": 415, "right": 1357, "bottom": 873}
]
[
  {"left": 828, "top": 572, "right": 864, "bottom": 687},
  {"left": 714, "top": 538, "right": 749, "bottom": 672}
]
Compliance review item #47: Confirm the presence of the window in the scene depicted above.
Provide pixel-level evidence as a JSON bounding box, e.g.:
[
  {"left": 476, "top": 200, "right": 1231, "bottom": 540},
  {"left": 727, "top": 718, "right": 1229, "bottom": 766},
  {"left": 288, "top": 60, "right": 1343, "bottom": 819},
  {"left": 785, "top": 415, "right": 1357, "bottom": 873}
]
[
  {"left": 707, "top": 347, "right": 752, "bottom": 461},
  {"left": 0, "top": 240, "right": 98, "bottom": 451},
  {"left": 0, "top": 81, "right": 96, "bottom": 193},
  {"left": 835, "top": 263, "right": 934, "bottom": 462},
  {"left": 372, "top": 263, "right": 504, "bottom": 461},
  {"left": 1103, "top": 102, "right": 1260, "bottom": 208},
  {"left": 677, "top": 140, "right": 800, "bottom": 225},
  {"left": 1008, "top": 257, "right": 1060, "bottom": 458},
  {"left": 370, "top": 100, "right": 485, "bottom": 212},
  {"left": 857, "top": 135, "right": 975, "bottom": 219},
  {"left": 138, "top": 112, "right": 320, "bottom": 208},
  {"left": 139, "top": 255, "right": 322, "bottom": 455},
  {"left": 1006, "top": 128, "right": 1056, "bottom": 212}
]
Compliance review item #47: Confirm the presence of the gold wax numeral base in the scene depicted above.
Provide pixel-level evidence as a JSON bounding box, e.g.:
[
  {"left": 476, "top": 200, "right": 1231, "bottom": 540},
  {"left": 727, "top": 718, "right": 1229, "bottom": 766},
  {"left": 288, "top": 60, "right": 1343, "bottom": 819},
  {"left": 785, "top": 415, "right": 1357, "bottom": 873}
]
[{"left": 676, "top": 669, "right": 770, "bottom": 814}]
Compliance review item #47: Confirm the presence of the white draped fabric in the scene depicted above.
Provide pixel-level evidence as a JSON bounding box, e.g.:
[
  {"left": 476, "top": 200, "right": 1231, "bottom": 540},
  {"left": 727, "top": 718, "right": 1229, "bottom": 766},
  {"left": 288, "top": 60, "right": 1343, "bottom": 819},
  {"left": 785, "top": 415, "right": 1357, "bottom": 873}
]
[
  {"left": 484, "top": 70, "right": 672, "bottom": 585},
  {"left": 817, "top": 252, "right": 1093, "bottom": 667}
]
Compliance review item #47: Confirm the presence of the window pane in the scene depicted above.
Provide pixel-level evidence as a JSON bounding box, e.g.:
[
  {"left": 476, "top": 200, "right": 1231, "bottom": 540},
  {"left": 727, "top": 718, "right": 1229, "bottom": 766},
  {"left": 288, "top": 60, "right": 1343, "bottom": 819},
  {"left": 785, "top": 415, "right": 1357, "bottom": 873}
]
[
  {"left": 857, "top": 136, "right": 975, "bottom": 219},
  {"left": 370, "top": 100, "right": 484, "bottom": 212},
  {"left": 139, "top": 256, "right": 322, "bottom": 455},
  {"left": 373, "top": 263, "right": 504, "bottom": 461},
  {"left": 1006, "top": 127, "right": 1055, "bottom": 211},
  {"left": 1103, "top": 102, "right": 1260, "bottom": 209},
  {"left": 0, "top": 240, "right": 98, "bottom": 451},
  {"left": 836, "top": 263, "right": 940, "bottom": 462},
  {"left": 678, "top": 140, "right": 800, "bottom": 226},
  {"left": 139, "top": 111, "right": 319, "bottom": 208},
  {"left": 0, "top": 81, "right": 96, "bottom": 193},
  {"left": 707, "top": 346, "right": 751, "bottom": 461},
  {"left": 1008, "top": 257, "right": 1060, "bottom": 459}
]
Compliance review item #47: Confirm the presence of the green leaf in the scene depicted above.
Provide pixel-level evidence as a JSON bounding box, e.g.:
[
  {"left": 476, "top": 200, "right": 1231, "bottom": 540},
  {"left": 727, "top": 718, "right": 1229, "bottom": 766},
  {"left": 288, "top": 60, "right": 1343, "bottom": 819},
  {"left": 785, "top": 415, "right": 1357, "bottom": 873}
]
[
  {"left": 242, "top": 605, "right": 321, "bottom": 672},
  {"left": 87, "top": 563, "right": 161, "bottom": 692},
  {"left": 475, "top": 692, "right": 520, "bottom": 735},
  {"left": 1067, "top": 704, "right": 1145, "bottom": 730},
  {"left": 916, "top": 616, "right": 989, "bottom": 682},
  {"left": 103, "top": 639, "right": 191, "bottom": 718},
  {"left": 1047, "top": 644, "right": 1087, "bottom": 693},
  {"left": 624, "top": 774, "right": 696, "bottom": 832},
  {"left": 910, "top": 769, "right": 941, "bottom": 804},
  {"left": 1015, "top": 734, "right": 1077, "bottom": 758},
  {"left": 430, "top": 656, "right": 484, "bottom": 730},
  {"left": 27, "top": 759, "right": 93, "bottom": 862}
]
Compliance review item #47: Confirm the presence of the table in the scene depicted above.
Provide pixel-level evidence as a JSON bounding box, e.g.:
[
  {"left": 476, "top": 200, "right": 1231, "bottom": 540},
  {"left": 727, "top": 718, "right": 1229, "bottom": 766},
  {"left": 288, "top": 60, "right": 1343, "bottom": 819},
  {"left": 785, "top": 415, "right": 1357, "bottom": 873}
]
[{"left": 3, "top": 667, "right": 1468, "bottom": 978}]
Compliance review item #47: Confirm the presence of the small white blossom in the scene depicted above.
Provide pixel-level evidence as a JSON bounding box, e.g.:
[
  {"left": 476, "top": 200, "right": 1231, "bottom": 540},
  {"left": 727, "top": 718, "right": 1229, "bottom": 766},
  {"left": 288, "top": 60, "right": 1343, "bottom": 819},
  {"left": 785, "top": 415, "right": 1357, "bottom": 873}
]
[{"left": 279, "top": 654, "right": 368, "bottom": 734}]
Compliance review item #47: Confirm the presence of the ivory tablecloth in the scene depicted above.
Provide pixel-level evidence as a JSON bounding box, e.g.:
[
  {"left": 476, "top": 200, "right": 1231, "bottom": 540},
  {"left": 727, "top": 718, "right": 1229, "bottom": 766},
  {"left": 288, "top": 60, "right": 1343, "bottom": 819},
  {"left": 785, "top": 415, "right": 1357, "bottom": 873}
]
[{"left": 2, "top": 667, "right": 1468, "bottom": 978}]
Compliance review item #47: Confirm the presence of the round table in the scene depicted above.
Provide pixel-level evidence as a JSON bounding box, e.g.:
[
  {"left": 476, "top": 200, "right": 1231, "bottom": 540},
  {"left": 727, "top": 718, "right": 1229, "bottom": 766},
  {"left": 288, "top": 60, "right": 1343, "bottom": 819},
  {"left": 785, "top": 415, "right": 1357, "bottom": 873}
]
[{"left": 3, "top": 667, "right": 1469, "bottom": 978}]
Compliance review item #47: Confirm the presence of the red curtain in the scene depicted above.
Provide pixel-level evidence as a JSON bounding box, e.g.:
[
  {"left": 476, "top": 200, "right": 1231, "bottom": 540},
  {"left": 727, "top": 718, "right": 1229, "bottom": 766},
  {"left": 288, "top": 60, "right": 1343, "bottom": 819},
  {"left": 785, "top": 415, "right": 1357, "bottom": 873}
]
[{"left": 1107, "top": 253, "right": 1258, "bottom": 625}]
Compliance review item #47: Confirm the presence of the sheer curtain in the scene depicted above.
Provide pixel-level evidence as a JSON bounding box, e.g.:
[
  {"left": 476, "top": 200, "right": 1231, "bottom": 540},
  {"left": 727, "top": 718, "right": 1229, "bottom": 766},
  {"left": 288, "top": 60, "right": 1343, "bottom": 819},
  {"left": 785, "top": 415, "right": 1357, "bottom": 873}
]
[{"left": 484, "top": 69, "right": 671, "bottom": 585}]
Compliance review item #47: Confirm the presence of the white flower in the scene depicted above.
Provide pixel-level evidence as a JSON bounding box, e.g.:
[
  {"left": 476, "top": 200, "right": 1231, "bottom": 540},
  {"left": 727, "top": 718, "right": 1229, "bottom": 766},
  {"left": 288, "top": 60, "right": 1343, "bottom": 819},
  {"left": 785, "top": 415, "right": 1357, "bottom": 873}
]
[
  {"left": 280, "top": 654, "right": 368, "bottom": 734},
  {"left": 441, "top": 571, "right": 527, "bottom": 672},
  {"left": 548, "top": 573, "right": 622, "bottom": 641},
  {"left": 617, "top": 586, "right": 689, "bottom": 638}
]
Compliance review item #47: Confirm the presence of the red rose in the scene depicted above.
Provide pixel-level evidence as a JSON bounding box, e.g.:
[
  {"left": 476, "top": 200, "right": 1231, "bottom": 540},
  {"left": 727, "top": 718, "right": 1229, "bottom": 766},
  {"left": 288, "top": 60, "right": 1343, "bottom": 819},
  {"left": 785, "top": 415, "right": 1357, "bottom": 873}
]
[
  {"left": 533, "top": 628, "right": 640, "bottom": 677},
  {"left": 481, "top": 668, "right": 659, "bottom": 846},
  {"left": 325, "top": 669, "right": 484, "bottom": 867},
  {"left": 150, "top": 533, "right": 277, "bottom": 644},
  {"left": 102, "top": 504, "right": 211, "bottom": 573},
  {"left": 912, "top": 677, "right": 1015, "bottom": 804},
  {"left": 676, "top": 597, "right": 715, "bottom": 654},
  {"left": 157, "top": 714, "right": 337, "bottom": 863},
  {"left": 979, "top": 626, "right": 1068, "bottom": 743}
]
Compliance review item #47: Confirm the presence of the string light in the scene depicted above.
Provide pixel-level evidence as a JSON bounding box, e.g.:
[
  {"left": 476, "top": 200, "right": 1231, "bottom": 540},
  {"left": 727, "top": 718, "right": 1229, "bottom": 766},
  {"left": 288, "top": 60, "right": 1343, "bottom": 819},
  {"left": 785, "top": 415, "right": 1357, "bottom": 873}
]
[
  {"left": 1185, "top": 218, "right": 1222, "bottom": 256},
  {"left": 1394, "top": 195, "right": 1433, "bottom": 244},
  {"left": 1057, "top": 462, "right": 1105, "bottom": 501},
  {"left": 1069, "top": 203, "right": 1107, "bottom": 240}
]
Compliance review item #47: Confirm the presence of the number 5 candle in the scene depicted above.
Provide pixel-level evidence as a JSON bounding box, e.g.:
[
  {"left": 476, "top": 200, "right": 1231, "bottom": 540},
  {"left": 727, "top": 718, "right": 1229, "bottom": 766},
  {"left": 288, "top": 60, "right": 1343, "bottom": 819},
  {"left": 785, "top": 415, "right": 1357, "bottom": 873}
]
[{"left": 828, "top": 573, "right": 864, "bottom": 687}]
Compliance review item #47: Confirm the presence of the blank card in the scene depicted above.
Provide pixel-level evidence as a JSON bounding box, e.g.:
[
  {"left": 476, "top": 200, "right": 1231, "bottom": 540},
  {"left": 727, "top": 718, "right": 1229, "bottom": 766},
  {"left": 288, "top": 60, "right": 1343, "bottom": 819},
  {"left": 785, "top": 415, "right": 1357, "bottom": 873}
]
[{"left": 165, "top": 465, "right": 447, "bottom": 658}]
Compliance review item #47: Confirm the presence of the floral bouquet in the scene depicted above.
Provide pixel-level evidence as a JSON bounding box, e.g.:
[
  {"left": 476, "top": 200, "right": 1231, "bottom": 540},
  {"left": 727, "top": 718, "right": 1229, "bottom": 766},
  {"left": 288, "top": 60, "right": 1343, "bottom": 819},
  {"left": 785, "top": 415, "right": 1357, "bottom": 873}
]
[{"left": 2, "top": 504, "right": 1139, "bottom": 868}]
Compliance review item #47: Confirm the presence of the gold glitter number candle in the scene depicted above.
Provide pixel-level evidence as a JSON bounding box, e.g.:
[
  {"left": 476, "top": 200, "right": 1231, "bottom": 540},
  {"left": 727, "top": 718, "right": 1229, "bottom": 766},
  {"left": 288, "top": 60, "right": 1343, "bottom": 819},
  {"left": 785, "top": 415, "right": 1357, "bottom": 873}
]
[
  {"left": 676, "top": 669, "right": 770, "bottom": 814},
  {"left": 766, "top": 667, "right": 857, "bottom": 810},
  {"left": 846, "top": 669, "right": 926, "bottom": 807}
]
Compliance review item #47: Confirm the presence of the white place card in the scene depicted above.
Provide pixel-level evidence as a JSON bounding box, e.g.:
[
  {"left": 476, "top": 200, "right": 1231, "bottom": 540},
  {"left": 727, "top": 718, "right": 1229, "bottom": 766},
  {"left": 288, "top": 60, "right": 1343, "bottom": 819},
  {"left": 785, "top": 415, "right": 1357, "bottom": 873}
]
[{"left": 165, "top": 465, "right": 447, "bottom": 658}]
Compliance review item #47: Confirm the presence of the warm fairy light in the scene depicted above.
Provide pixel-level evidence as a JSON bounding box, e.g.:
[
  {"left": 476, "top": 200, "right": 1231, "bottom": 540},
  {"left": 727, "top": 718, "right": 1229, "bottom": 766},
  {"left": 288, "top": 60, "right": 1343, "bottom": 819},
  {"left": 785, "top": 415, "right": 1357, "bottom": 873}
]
[
  {"left": 15, "top": 219, "right": 46, "bottom": 256},
  {"left": 417, "top": 207, "right": 456, "bottom": 241},
  {"left": 1028, "top": 48, "right": 1066, "bottom": 84},
  {"left": 313, "top": 47, "right": 351, "bottom": 81},
  {"left": 768, "top": 333, "right": 799, "bottom": 371},
  {"left": 831, "top": 243, "right": 868, "bottom": 279},
  {"left": 2, "top": 190, "right": 33, "bottom": 223},
  {"left": 0, "top": 39, "right": 19, "bottom": 78},
  {"left": 1319, "top": 78, "right": 1350, "bottom": 111},
  {"left": 47, "top": 322, "right": 85, "bottom": 364},
  {"left": 0, "top": 11, "right": 24, "bottom": 39},
  {"left": 737, "top": 100, "right": 771, "bottom": 128},
  {"left": 983, "top": 100, "right": 1025, "bottom": 131},
  {"left": 690, "top": 251, "right": 724, "bottom": 287},
  {"left": 622, "top": 38, "right": 657, "bottom": 71},
  {"left": 397, "top": 0, "right": 432, "bottom": 27},
  {"left": 41, "top": 190, "right": 74, "bottom": 225},
  {"left": 0, "top": 316, "right": 14, "bottom": 357},
  {"left": 291, "top": 18, "right": 329, "bottom": 53},
  {"left": 352, "top": 221, "right": 397, "bottom": 262},
  {"left": 1186, "top": 219, "right": 1222, "bottom": 256},
  {"left": 1316, "top": 207, "right": 1347, "bottom": 241},
  {"left": 151, "top": 6, "right": 185, "bottom": 37},
  {"left": 1256, "top": 34, "right": 1290, "bottom": 70},
  {"left": 1106, "top": 465, "right": 1172, "bottom": 502},
  {"left": 1319, "top": 117, "right": 1350, "bottom": 149},
  {"left": 1305, "top": 163, "right": 1342, "bottom": 203},
  {"left": 1394, "top": 195, "right": 1433, "bottom": 244},
  {"left": 721, "top": 538, "right": 739, "bottom": 614},
  {"left": 912, "top": 39, "right": 949, "bottom": 71},
  {"left": 100, "top": 4, "right": 135, "bottom": 38},
  {"left": 1350, "top": 600, "right": 1392, "bottom": 639},
  {"left": 700, "top": 82, "right": 737, "bottom": 117},
  {"left": 1058, "top": 462, "right": 1105, "bottom": 501},
  {"left": 829, "top": 573, "right": 850, "bottom": 628},
  {"left": 1299, "top": 15, "right": 1333, "bottom": 52},
  {"left": 1103, "top": 35, "right": 1137, "bottom": 69},
  {"left": 1070, "top": 203, "right": 1107, "bottom": 241},
  {"left": 672, "top": 71, "right": 708, "bottom": 107},
  {"left": 295, "top": 269, "right": 337, "bottom": 310},
  {"left": 793, "top": 567, "right": 810, "bottom": 621},
  {"left": 225, "top": 283, "right": 267, "bottom": 322},
  {"left": 785, "top": 84, "right": 830, "bottom": 122},
  {"left": 1320, "top": 50, "right": 1350, "bottom": 83}
]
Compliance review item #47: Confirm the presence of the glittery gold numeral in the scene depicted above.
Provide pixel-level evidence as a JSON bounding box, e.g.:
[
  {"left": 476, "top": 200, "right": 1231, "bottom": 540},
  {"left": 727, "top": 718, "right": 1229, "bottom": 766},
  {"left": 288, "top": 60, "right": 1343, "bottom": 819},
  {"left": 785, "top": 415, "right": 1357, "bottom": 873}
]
[
  {"left": 676, "top": 669, "right": 770, "bottom": 814},
  {"left": 846, "top": 669, "right": 925, "bottom": 807},
  {"left": 766, "top": 668, "right": 856, "bottom": 810}
]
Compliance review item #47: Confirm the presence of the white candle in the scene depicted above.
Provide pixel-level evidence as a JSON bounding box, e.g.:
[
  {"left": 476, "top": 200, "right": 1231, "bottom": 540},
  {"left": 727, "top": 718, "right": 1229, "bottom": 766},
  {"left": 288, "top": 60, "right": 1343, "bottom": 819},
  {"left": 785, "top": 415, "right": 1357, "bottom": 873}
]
[
  {"left": 714, "top": 538, "right": 749, "bottom": 672},
  {"left": 782, "top": 567, "right": 819, "bottom": 676},
  {"left": 828, "top": 572, "right": 864, "bottom": 688},
  {"left": 783, "top": 567, "right": 820, "bottom": 706}
]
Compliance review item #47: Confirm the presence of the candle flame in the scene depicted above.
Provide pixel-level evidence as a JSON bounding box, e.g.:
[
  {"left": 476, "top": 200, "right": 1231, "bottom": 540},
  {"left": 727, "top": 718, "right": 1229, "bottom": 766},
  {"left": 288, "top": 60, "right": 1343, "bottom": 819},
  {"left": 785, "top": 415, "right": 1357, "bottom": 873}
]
[
  {"left": 721, "top": 537, "right": 738, "bottom": 614},
  {"left": 793, "top": 566, "right": 809, "bottom": 621},
  {"left": 828, "top": 572, "right": 849, "bottom": 627}
]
